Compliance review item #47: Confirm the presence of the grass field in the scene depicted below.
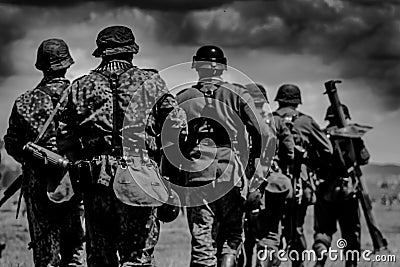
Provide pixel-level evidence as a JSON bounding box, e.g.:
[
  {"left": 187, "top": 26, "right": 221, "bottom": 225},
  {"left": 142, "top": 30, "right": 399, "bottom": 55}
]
[
  {"left": 155, "top": 204, "right": 400, "bottom": 267},
  {"left": 0, "top": 200, "right": 399, "bottom": 267},
  {"left": 0, "top": 164, "right": 399, "bottom": 267}
]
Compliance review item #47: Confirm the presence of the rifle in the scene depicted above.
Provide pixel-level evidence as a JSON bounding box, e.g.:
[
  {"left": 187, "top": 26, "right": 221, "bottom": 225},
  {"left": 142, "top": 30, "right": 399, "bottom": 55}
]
[
  {"left": 324, "top": 80, "right": 388, "bottom": 252},
  {"left": 0, "top": 144, "right": 71, "bottom": 210},
  {"left": 0, "top": 175, "right": 23, "bottom": 208},
  {"left": 286, "top": 145, "right": 305, "bottom": 249}
]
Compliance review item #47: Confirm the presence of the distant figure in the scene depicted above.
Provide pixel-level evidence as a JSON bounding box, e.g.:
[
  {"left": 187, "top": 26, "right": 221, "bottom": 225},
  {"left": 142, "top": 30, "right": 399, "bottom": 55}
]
[{"left": 378, "top": 180, "right": 389, "bottom": 189}]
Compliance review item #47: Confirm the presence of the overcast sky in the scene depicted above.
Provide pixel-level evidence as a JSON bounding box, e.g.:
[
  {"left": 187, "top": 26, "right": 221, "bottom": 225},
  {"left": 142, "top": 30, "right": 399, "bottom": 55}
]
[{"left": 0, "top": 0, "right": 399, "bottom": 164}]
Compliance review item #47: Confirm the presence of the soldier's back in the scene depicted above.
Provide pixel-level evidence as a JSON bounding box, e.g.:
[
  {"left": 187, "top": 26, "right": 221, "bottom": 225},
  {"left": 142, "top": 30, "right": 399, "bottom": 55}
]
[
  {"left": 176, "top": 81, "right": 253, "bottom": 158},
  {"left": 5, "top": 77, "right": 70, "bottom": 161},
  {"left": 177, "top": 81, "right": 246, "bottom": 122},
  {"left": 275, "top": 106, "right": 331, "bottom": 155},
  {"left": 68, "top": 65, "right": 168, "bottom": 157}
]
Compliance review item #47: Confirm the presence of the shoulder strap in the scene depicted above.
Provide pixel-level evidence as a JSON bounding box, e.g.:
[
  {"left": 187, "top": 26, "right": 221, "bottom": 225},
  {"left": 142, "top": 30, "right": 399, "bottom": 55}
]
[
  {"left": 192, "top": 82, "right": 224, "bottom": 111},
  {"left": 37, "top": 86, "right": 57, "bottom": 102},
  {"left": 37, "top": 80, "right": 69, "bottom": 105},
  {"left": 34, "top": 84, "right": 70, "bottom": 143},
  {"left": 109, "top": 73, "right": 122, "bottom": 157}
]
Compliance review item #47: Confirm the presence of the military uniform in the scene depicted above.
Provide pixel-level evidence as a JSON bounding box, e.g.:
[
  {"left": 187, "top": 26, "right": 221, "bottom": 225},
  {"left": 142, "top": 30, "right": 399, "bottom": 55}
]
[
  {"left": 177, "top": 46, "right": 271, "bottom": 267},
  {"left": 312, "top": 105, "right": 366, "bottom": 267},
  {"left": 274, "top": 84, "right": 333, "bottom": 267},
  {"left": 57, "top": 26, "right": 186, "bottom": 267},
  {"left": 243, "top": 83, "right": 294, "bottom": 267},
  {"left": 4, "top": 39, "right": 84, "bottom": 267}
]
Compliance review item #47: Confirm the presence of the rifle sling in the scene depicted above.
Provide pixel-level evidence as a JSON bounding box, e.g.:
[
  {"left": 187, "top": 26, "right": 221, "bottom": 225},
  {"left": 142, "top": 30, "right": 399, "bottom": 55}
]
[{"left": 35, "top": 84, "right": 70, "bottom": 143}]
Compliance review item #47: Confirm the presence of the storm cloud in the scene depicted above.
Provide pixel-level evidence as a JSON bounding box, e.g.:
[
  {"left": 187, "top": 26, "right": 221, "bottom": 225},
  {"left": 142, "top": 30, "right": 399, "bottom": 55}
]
[
  {"left": 0, "top": 6, "right": 28, "bottom": 80},
  {"left": 0, "top": 0, "right": 235, "bottom": 10},
  {"left": 146, "top": 0, "right": 400, "bottom": 110},
  {"left": 0, "top": 0, "right": 399, "bottom": 110}
]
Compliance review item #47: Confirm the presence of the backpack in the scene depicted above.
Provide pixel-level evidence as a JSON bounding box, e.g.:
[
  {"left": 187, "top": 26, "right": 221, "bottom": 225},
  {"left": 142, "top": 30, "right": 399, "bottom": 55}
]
[
  {"left": 190, "top": 82, "right": 231, "bottom": 146},
  {"left": 273, "top": 111, "right": 306, "bottom": 149}
]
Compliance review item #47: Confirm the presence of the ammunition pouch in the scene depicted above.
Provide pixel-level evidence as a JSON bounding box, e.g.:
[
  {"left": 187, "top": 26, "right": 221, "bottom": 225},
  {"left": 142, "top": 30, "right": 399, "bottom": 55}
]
[
  {"left": 319, "top": 177, "right": 357, "bottom": 202},
  {"left": 71, "top": 160, "right": 92, "bottom": 193}
]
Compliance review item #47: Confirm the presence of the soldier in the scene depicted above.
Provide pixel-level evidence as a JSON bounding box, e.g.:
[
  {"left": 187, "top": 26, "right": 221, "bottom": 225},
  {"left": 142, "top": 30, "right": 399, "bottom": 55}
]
[
  {"left": 312, "top": 104, "right": 368, "bottom": 267},
  {"left": 4, "top": 39, "right": 84, "bottom": 266},
  {"left": 273, "top": 84, "right": 333, "bottom": 267},
  {"left": 243, "top": 83, "right": 295, "bottom": 267},
  {"left": 176, "top": 45, "right": 271, "bottom": 267},
  {"left": 57, "top": 26, "right": 186, "bottom": 266}
]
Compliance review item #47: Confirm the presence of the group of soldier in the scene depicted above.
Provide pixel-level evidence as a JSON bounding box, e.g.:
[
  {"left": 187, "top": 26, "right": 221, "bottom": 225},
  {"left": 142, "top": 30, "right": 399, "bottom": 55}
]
[{"left": 2, "top": 25, "right": 370, "bottom": 267}]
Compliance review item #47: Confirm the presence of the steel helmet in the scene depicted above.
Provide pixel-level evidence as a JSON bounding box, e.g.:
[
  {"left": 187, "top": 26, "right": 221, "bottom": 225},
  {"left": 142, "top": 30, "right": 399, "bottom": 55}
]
[
  {"left": 92, "top": 25, "right": 139, "bottom": 58},
  {"left": 245, "top": 83, "right": 269, "bottom": 104},
  {"left": 35, "top": 39, "right": 74, "bottom": 72},
  {"left": 325, "top": 104, "right": 351, "bottom": 121},
  {"left": 274, "top": 84, "right": 302, "bottom": 105},
  {"left": 192, "top": 45, "right": 227, "bottom": 70}
]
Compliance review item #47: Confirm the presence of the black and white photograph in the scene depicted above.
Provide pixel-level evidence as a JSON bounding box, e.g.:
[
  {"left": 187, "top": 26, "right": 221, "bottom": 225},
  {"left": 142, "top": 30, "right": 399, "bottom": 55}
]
[{"left": 0, "top": 0, "right": 399, "bottom": 266}]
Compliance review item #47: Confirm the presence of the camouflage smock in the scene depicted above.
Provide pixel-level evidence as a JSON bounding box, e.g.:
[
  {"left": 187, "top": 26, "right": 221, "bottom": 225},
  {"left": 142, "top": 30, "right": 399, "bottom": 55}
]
[
  {"left": 57, "top": 59, "right": 186, "bottom": 267},
  {"left": 4, "top": 76, "right": 85, "bottom": 267},
  {"left": 57, "top": 60, "right": 186, "bottom": 162}
]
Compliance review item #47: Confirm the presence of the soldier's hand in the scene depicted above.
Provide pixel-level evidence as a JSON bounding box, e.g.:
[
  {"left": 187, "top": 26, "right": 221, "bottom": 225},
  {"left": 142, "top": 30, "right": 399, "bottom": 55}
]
[
  {"left": 248, "top": 158, "right": 268, "bottom": 193},
  {"left": 245, "top": 188, "right": 262, "bottom": 211}
]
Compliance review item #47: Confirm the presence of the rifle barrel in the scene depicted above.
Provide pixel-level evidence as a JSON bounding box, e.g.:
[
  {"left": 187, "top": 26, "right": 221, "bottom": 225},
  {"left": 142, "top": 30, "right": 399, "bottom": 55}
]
[{"left": 0, "top": 175, "right": 23, "bottom": 208}]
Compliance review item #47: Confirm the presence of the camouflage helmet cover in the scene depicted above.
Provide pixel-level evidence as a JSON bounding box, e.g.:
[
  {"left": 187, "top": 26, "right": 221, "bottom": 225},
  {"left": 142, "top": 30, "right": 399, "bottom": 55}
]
[
  {"left": 274, "top": 84, "right": 302, "bottom": 105},
  {"left": 92, "top": 26, "right": 139, "bottom": 58},
  {"left": 35, "top": 39, "right": 74, "bottom": 72},
  {"left": 325, "top": 104, "right": 351, "bottom": 121},
  {"left": 245, "top": 83, "right": 269, "bottom": 104},
  {"left": 192, "top": 45, "right": 227, "bottom": 70}
]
